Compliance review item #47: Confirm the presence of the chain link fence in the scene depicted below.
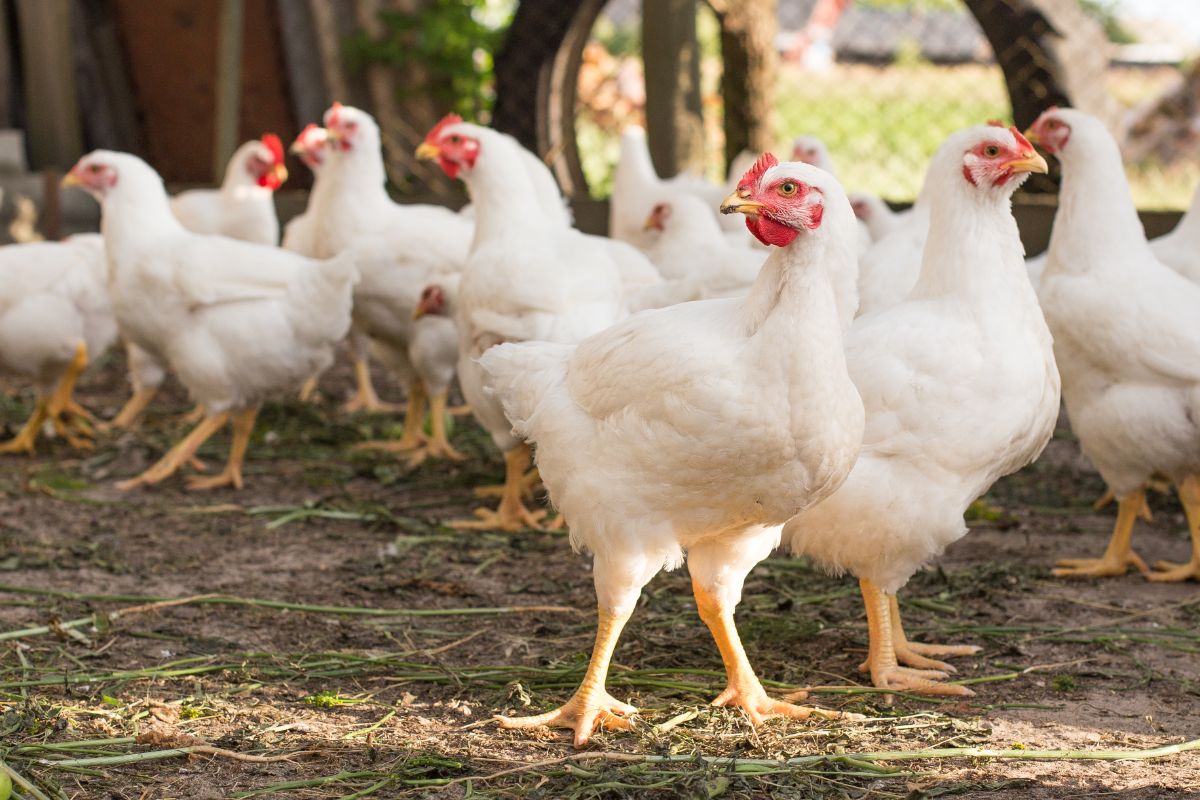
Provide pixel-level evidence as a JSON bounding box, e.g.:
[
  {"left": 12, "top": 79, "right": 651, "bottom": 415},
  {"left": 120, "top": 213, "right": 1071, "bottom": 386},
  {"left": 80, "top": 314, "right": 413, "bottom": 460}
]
[{"left": 573, "top": 0, "right": 1199, "bottom": 209}]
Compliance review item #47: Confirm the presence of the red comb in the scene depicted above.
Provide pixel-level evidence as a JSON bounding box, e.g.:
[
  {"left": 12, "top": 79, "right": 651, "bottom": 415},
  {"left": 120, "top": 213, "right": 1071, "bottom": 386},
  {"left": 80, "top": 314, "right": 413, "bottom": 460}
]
[
  {"left": 261, "top": 133, "right": 284, "bottom": 164},
  {"left": 986, "top": 119, "right": 1005, "bottom": 128},
  {"left": 425, "top": 113, "right": 464, "bottom": 144},
  {"left": 1009, "top": 125, "right": 1034, "bottom": 152},
  {"left": 327, "top": 101, "right": 344, "bottom": 127},
  {"left": 739, "top": 152, "right": 778, "bottom": 189}
]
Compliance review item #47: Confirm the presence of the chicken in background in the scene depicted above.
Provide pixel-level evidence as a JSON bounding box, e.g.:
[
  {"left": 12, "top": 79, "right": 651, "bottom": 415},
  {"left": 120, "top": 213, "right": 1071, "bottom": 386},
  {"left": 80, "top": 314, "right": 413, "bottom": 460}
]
[
  {"left": 282, "top": 124, "right": 330, "bottom": 257},
  {"left": 637, "top": 194, "right": 762, "bottom": 302},
  {"left": 0, "top": 234, "right": 115, "bottom": 453},
  {"left": 1149, "top": 181, "right": 1200, "bottom": 282},
  {"left": 170, "top": 134, "right": 287, "bottom": 246},
  {"left": 791, "top": 135, "right": 872, "bottom": 258},
  {"left": 310, "top": 104, "right": 468, "bottom": 463},
  {"left": 107, "top": 135, "right": 290, "bottom": 430},
  {"left": 783, "top": 125, "right": 1059, "bottom": 695},
  {"left": 417, "top": 114, "right": 630, "bottom": 530},
  {"left": 1029, "top": 107, "right": 1200, "bottom": 583},
  {"left": 849, "top": 192, "right": 906, "bottom": 242},
  {"left": 479, "top": 154, "right": 866, "bottom": 745},
  {"left": 64, "top": 151, "right": 357, "bottom": 491},
  {"left": 608, "top": 125, "right": 744, "bottom": 250}
]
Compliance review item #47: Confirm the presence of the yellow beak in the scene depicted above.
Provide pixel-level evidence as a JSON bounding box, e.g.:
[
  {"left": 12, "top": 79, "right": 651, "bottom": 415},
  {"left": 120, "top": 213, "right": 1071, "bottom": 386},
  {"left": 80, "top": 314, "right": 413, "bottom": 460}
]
[
  {"left": 720, "top": 190, "right": 764, "bottom": 216},
  {"left": 415, "top": 142, "right": 440, "bottom": 161},
  {"left": 1023, "top": 127, "right": 1039, "bottom": 145},
  {"left": 273, "top": 163, "right": 289, "bottom": 183},
  {"left": 61, "top": 172, "right": 83, "bottom": 188},
  {"left": 642, "top": 213, "right": 658, "bottom": 231},
  {"left": 1006, "top": 151, "right": 1049, "bottom": 175}
]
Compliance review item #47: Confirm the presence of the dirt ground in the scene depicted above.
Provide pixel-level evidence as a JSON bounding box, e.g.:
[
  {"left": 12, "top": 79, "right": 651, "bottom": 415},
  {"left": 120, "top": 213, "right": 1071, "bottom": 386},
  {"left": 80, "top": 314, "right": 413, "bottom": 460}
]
[{"left": 1, "top": 352, "right": 1198, "bottom": 800}]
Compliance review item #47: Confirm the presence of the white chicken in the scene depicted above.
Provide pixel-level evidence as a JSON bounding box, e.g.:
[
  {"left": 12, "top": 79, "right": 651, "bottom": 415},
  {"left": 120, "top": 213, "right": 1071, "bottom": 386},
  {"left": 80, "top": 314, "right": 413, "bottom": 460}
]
[
  {"left": 791, "top": 135, "right": 872, "bottom": 258},
  {"left": 609, "top": 125, "right": 742, "bottom": 249},
  {"left": 479, "top": 154, "right": 865, "bottom": 745},
  {"left": 170, "top": 134, "right": 287, "bottom": 245},
  {"left": 281, "top": 124, "right": 330, "bottom": 257},
  {"left": 108, "top": 135, "right": 291, "bottom": 430},
  {"left": 64, "top": 151, "right": 357, "bottom": 491},
  {"left": 640, "top": 194, "right": 762, "bottom": 298},
  {"left": 854, "top": 182, "right": 934, "bottom": 316},
  {"left": 1029, "top": 107, "right": 1200, "bottom": 582},
  {"left": 310, "top": 104, "right": 470, "bottom": 439},
  {"left": 848, "top": 192, "right": 905, "bottom": 242},
  {"left": 782, "top": 125, "right": 1060, "bottom": 695},
  {"left": 416, "top": 115, "right": 630, "bottom": 530},
  {"left": 1149, "top": 183, "right": 1200, "bottom": 281},
  {"left": 0, "top": 234, "right": 115, "bottom": 453}
]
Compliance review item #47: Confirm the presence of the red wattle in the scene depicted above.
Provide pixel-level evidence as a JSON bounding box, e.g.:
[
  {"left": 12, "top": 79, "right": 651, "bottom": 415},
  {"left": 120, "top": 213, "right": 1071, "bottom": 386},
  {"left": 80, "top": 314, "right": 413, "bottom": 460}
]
[{"left": 746, "top": 215, "right": 798, "bottom": 247}]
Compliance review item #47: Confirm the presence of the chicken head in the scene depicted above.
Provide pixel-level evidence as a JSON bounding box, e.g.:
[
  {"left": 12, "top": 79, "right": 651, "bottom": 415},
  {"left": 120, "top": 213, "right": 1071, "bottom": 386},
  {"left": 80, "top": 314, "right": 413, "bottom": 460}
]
[
  {"left": 720, "top": 152, "right": 826, "bottom": 247},
  {"left": 416, "top": 114, "right": 480, "bottom": 179},
  {"left": 1025, "top": 107, "right": 1072, "bottom": 155}
]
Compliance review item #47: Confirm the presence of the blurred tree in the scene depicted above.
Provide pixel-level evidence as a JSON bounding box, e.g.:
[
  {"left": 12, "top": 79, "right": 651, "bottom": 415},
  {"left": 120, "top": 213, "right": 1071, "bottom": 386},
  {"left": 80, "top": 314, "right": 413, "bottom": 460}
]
[{"left": 709, "top": 0, "right": 777, "bottom": 167}]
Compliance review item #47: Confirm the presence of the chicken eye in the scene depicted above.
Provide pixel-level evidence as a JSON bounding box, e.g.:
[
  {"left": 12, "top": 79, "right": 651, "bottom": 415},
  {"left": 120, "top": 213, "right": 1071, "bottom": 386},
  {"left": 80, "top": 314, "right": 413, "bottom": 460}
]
[
  {"left": 449, "top": 135, "right": 461, "bottom": 144},
  {"left": 778, "top": 181, "right": 798, "bottom": 197},
  {"left": 89, "top": 164, "right": 102, "bottom": 173},
  {"left": 1046, "top": 120, "right": 1059, "bottom": 129},
  {"left": 983, "top": 145, "right": 1001, "bottom": 158}
]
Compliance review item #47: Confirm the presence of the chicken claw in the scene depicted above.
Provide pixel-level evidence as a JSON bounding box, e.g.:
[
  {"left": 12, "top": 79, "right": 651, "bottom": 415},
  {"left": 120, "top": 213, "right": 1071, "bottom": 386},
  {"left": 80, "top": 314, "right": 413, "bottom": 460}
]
[
  {"left": 1147, "top": 559, "right": 1200, "bottom": 582},
  {"left": 449, "top": 503, "right": 546, "bottom": 532},
  {"left": 869, "top": 665, "right": 974, "bottom": 697},
  {"left": 495, "top": 690, "right": 636, "bottom": 747},
  {"left": 712, "top": 679, "right": 861, "bottom": 725},
  {"left": 1052, "top": 553, "right": 1149, "bottom": 578}
]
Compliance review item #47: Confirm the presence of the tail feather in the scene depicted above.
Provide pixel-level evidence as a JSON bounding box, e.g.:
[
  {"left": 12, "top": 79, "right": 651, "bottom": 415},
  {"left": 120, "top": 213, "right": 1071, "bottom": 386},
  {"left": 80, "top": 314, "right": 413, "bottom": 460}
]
[{"left": 477, "top": 341, "right": 574, "bottom": 440}]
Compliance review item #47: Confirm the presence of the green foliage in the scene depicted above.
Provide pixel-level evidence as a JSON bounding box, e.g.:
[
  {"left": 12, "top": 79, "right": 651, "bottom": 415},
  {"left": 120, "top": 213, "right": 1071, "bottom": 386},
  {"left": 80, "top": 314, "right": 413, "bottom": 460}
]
[
  {"left": 592, "top": 14, "right": 639, "bottom": 59},
  {"left": 346, "top": 0, "right": 515, "bottom": 120},
  {"left": 1051, "top": 674, "right": 1077, "bottom": 692}
]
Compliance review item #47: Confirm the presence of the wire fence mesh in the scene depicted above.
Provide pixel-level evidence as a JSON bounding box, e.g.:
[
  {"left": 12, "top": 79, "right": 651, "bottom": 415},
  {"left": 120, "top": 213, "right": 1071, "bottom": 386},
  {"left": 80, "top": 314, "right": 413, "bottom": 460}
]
[{"left": 572, "top": 0, "right": 1199, "bottom": 209}]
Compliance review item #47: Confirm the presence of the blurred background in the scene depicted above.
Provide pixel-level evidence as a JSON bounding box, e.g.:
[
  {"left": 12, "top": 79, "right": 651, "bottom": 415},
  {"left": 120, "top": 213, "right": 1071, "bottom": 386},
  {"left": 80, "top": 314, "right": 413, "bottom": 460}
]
[{"left": 0, "top": 0, "right": 1197, "bottom": 242}]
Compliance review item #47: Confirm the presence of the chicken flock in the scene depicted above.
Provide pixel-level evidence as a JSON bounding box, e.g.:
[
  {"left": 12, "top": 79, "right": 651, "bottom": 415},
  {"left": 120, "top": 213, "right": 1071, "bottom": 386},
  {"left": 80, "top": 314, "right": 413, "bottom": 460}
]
[{"left": 2, "top": 102, "right": 1197, "bottom": 747}]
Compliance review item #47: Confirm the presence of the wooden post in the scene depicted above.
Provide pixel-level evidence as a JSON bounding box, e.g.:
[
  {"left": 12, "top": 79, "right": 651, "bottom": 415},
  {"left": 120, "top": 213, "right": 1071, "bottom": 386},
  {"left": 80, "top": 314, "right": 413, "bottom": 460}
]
[
  {"left": 14, "top": 0, "right": 82, "bottom": 169},
  {"left": 213, "top": 0, "right": 245, "bottom": 181},
  {"left": 642, "top": 0, "right": 705, "bottom": 178},
  {"left": 710, "top": 0, "right": 777, "bottom": 167}
]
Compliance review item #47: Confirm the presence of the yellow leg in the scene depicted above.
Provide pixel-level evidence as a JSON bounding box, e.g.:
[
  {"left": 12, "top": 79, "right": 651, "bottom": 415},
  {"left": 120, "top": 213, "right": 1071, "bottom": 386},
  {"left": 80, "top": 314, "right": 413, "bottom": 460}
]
[
  {"left": 399, "top": 390, "right": 466, "bottom": 468},
  {"left": 298, "top": 375, "right": 319, "bottom": 403},
  {"left": 106, "top": 386, "right": 159, "bottom": 431},
  {"left": 0, "top": 398, "right": 50, "bottom": 454},
  {"left": 858, "top": 595, "right": 981, "bottom": 674},
  {"left": 179, "top": 403, "right": 206, "bottom": 426},
  {"left": 341, "top": 356, "right": 401, "bottom": 414},
  {"left": 859, "top": 578, "right": 974, "bottom": 697},
  {"left": 116, "top": 412, "right": 230, "bottom": 491},
  {"left": 1094, "top": 487, "right": 1152, "bottom": 522},
  {"left": 495, "top": 607, "right": 636, "bottom": 747},
  {"left": 353, "top": 383, "right": 428, "bottom": 454},
  {"left": 451, "top": 443, "right": 547, "bottom": 531},
  {"left": 1054, "top": 489, "right": 1149, "bottom": 578},
  {"left": 695, "top": 576, "right": 861, "bottom": 721},
  {"left": 186, "top": 408, "right": 257, "bottom": 491},
  {"left": 474, "top": 466, "right": 540, "bottom": 500},
  {"left": 1148, "top": 475, "right": 1200, "bottom": 582}
]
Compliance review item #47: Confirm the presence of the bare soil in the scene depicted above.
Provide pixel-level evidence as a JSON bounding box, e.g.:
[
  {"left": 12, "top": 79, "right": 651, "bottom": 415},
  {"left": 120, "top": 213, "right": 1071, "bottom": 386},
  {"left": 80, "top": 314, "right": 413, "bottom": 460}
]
[{"left": 1, "top": 352, "right": 1198, "bottom": 799}]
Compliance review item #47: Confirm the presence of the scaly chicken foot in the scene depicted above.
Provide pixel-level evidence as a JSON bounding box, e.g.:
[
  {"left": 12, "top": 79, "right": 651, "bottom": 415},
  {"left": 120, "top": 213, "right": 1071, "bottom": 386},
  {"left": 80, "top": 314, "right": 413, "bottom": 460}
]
[
  {"left": 116, "top": 412, "right": 230, "bottom": 491},
  {"left": 1, "top": 342, "right": 93, "bottom": 454},
  {"left": 473, "top": 467, "right": 540, "bottom": 500},
  {"left": 353, "top": 384, "right": 428, "bottom": 456},
  {"left": 394, "top": 390, "right": 466, "bottom": 468},
  {"left": 495, "top": 608, "right": 636, "bottom": 747},
  {"left": 859, "top": 579, "right": 974, "bottom": 697},
  {"left": 452, "top": 443, "right": 548, "bottom": 531},
  {"left": 297, "top": 375, "right": 320, "bottom": 403},
  {"left": 104, "top": 386, "right": 160, "bottom": 431},
  {"left": 179, "top": 404, "right": 206, "bottom": 426},
  {"left": 1093, "top": 487, "right": 1153, "bottom": 522},
  {"left": 695, "top": 578, "right": 861, "bottom": 723},
  {"left": 858, "top": 595, "right": 981, "bottom": 674},
  {"left": 1148, "top": 476, "right": 1200, "bottom": 583},
  {"left": 342, "top": 357, "right": 402, "bottom": 414},
  {"left": 1054, "top": 489, "right": 1149, "bottom": 578},
  {"left": 185, "top": 408, "right": 257, "bottom": 491}
]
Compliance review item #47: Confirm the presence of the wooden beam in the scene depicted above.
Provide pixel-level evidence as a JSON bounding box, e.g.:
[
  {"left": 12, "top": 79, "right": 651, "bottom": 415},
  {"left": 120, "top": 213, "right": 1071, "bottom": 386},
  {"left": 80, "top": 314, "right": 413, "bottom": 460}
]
[
  {"left": 642, "top": 0, "right": 704, "bottom": 177},
  {"left": 14, "top": 0, "right": 82, "bottom": 169},
  {"left": 213, "top": 0, "right": 245, "bottom": 180}
]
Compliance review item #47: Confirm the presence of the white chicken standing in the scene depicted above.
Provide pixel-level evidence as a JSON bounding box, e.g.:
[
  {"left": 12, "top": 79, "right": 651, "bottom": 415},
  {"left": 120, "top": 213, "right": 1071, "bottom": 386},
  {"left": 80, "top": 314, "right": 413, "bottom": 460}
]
[
  {"left": 170, "top": 134, "right": 287, "bottom": 245},
  {"left": 479, "top": 154, "right": 865, "bottom": 745},
  {"left": 782, "top": 125, "right": 1060, "bottom": 695},
  {"left": 1029, "top": 107, "right": 1200, "bottom": 582},
  {"left": 65, "top": 151, "right": 357, "bottom": 491},
  {"left": 640, "top": 194, "right": 762, "bottom": 298},
  {"left": 0, "top": 235, "right": 115, "bottom": 453},
  {"left": 109, "top": 135, "right": 290, "bottom": 430},
  {"left": 416, "top": 115, "right": 630, "bottom": 530},
  {"left": 1149, "top": 182, "right": 1200, "bottom": 281},
  {"left": 310, "top": 104, "right": 470, "bottom": 449}
]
